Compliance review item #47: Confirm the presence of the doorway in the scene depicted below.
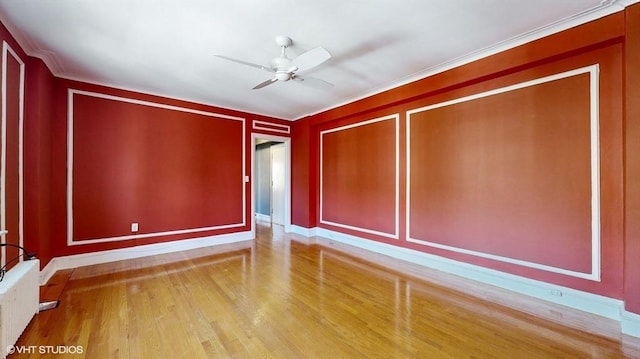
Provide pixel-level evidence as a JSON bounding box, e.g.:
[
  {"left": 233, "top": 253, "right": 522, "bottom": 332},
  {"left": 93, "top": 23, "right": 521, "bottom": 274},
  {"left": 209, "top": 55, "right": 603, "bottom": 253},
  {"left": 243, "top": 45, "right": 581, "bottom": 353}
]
[{"left": 252, "top": 134, "right": 291, "bottom": 235}]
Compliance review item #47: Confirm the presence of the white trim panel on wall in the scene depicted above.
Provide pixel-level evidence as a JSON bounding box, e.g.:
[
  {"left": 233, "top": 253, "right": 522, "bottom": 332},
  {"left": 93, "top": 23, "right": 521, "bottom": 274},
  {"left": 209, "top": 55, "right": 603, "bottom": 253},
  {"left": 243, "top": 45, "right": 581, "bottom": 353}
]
[
  {"left": 0, "top": 41, "right": 25, "bottom": 266},
  {"left": 320, "top": 114, "right": 400, "bottom": 239},
  {"left": 67, "top": 89, "right": 247, "bottom": 246},
  {"left": 252, "top": 120, "right": 291, "bottom": 134},
  {"left": 406, "top": 64, "right": 600, "bottom": 281}
]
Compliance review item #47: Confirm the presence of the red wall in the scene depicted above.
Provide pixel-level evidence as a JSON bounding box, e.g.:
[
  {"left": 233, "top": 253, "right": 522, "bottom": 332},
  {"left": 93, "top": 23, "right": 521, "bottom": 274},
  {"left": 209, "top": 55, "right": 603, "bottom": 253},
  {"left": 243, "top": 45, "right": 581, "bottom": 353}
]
[
  {"left": 24, "top": 58, "right": 55, "bottom": 267},
  {"left": 292, "top": 11, "right": 634, "bottom": 309},
  {"left": 291, "top": 119, "right": 315, "bottom": 227},
  {"left": 0, "top": 21, "right": 57, "bottom": 270},
  {"left": 624, "top": 4, "right": 640, "bottom": 314}
]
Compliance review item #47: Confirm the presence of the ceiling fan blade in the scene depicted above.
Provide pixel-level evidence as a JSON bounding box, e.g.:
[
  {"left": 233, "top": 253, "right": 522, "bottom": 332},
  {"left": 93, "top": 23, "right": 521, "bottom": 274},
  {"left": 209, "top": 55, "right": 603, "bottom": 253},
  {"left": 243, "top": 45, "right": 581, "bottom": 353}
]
[
  {"left": 291, "top": 47, "right": 331, "bottom": 73},
  {"left": 293, "top": 75, "right": 334, "bottom": 89},
  {"left": 252, "top": 78, "right": 278, "bottom": 90},
  {"left": 215, "top": 55, "right": 274, "bottom": 72}
]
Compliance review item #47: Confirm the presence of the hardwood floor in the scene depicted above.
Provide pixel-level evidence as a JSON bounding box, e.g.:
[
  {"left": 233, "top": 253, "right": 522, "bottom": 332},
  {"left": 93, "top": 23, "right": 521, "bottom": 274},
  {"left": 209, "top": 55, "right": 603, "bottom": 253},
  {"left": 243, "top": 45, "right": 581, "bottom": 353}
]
[{"left": 11, "top": 223, "right": 640, "bottom": 358}]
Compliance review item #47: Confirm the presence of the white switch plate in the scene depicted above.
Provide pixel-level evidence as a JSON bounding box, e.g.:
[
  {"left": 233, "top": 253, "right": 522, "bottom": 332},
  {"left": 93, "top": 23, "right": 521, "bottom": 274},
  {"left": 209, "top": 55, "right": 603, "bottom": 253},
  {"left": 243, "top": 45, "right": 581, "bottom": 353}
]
[{"left": 131, "top": 223, "right": 139, "bottom": 232}]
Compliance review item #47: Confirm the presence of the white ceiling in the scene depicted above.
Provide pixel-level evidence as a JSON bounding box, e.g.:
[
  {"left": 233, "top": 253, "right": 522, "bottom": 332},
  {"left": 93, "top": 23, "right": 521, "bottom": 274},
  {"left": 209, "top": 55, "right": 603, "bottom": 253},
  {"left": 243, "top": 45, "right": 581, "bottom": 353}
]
[{"left": 0, "top": 0, "right": 635, "bottom": 120}]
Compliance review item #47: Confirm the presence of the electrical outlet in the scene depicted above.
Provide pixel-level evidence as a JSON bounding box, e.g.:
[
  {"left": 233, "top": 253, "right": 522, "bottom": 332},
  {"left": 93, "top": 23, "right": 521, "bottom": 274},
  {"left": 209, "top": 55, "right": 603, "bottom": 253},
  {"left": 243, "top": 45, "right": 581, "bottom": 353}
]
[
  {"left": 550, "top": 289, "right": 563, "bottom": 297},
  {"left": 131, "top": 223, "right": 139, "bottom": 233}
]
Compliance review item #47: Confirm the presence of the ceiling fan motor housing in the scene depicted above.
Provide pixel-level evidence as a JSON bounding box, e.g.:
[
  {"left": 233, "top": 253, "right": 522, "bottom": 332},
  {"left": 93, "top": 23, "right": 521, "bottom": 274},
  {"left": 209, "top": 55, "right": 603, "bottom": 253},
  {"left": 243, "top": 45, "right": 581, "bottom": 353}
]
[{"left": 270, "top": 56, "right": 294, "bottom": 81}]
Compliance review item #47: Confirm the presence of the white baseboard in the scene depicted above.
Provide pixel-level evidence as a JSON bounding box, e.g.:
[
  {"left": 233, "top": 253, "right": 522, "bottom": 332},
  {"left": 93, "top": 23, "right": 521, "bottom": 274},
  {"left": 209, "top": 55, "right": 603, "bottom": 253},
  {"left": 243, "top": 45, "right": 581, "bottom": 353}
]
[
  {"left": 290, "top": 224, "right": 317, "bottom": 238},
  {"left": 303, "top": 226, "right": 638, "bottom": 337},
  {"left": 622, "top": 310, "right": 640, "bottom": 337},
  {"left": 255, "top": 213, "right": 270, "bottom": 222},
  {"left": 39, "top": 260, "right": 57, "bottom": 286},
  {"left": 39, "top": 230, "right": 253, "bottom": 285}
]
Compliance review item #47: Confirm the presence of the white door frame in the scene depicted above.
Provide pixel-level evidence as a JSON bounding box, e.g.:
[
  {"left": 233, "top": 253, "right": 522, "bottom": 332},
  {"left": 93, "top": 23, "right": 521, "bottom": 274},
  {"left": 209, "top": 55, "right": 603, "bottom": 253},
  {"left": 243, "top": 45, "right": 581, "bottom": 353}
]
[
  {"left": 270, "top": 143, "right": 286, "bottom": 226},
  {"left": 251, "top": 133, "right": 291, "bottom": 236}
]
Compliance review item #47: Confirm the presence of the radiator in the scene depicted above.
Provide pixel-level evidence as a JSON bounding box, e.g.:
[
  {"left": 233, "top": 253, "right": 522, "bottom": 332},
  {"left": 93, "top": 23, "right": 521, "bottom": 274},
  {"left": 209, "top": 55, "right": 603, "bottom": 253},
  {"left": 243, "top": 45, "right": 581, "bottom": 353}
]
[{"left": 0, "top": 259, "right": 39, "bottom": 358}]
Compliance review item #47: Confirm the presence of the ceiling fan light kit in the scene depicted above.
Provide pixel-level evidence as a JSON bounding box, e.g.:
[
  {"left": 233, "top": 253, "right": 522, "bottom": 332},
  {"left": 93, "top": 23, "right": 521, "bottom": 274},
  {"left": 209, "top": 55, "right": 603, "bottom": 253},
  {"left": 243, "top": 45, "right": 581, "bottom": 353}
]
[{"left": 216, "top": 35, "right": 334, "bottom": 90}]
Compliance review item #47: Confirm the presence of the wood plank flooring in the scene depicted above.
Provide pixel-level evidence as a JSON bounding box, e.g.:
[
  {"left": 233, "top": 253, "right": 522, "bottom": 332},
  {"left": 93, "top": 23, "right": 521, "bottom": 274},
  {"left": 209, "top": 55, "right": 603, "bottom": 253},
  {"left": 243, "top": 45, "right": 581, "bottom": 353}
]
[{"left": 11, "top": 223, "right": 640, "bottom": 358}]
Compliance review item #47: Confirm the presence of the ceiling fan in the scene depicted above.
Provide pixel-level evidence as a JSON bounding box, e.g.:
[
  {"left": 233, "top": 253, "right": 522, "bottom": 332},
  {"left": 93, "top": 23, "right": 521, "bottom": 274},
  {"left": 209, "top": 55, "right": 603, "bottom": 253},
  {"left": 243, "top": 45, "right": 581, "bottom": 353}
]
[{"left": 216, "top": 35, "right": 333, "bottom": 90}]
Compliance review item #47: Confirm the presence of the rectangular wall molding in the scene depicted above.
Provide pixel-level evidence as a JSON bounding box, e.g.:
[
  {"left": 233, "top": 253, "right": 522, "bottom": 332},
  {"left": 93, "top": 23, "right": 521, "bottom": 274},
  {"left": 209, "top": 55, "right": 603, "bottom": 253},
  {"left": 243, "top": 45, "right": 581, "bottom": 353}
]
[
  {"left": 252, "top": 120, "right": 290, "bottom": 134},
  {"left": 319, "top": 114, "right": 400, "bottom": 239},
  {"left": 67, "top": 89, "right": 247, "bottom": 245},
  {"left": 406, "top": 64, "right": 601, "bottom": 280},
  {"left": 0, "top": 41, "right": 25, "bottom": 267}
]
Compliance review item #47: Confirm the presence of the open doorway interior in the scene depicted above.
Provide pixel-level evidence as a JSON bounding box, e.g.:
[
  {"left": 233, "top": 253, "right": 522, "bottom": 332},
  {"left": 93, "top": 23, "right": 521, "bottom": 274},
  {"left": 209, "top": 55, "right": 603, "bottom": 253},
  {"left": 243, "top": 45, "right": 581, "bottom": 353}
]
[{"left": 255, "top": 139, "right": 285, "bottom": 226}]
